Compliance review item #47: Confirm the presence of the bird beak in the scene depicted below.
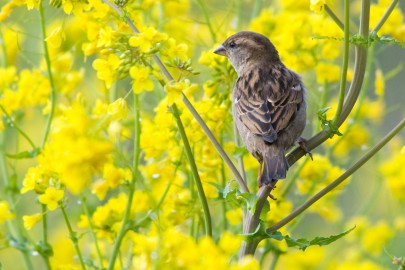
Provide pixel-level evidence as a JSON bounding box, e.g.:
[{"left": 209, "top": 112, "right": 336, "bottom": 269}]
[{"left": 213, "top": 45, "right": 226, "bottom": 56}]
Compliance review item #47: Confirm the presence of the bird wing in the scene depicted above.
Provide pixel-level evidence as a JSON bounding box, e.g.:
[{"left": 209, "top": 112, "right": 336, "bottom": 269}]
[{"left": 234, "top": 66, "right": 304, "bottom": 143}]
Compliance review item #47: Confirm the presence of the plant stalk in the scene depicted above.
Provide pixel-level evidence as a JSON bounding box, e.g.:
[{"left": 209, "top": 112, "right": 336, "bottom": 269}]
[
  {"left": 60, "top": 204, "right": 87, "bottom": 270},
  {"left": 171, "top": 103, "right": 212, "bottom": 237},
  {"left": 39, "top": 0, "right": 57, "bottom": 149},
  {"left": 107, "top": 94, "right": 141, "bottom": 270}
]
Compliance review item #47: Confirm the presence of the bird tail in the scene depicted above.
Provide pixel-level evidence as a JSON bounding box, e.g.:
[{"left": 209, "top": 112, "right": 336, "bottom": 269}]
[{"left": 259, "top": 148, "right": 289, "bottom": 187}]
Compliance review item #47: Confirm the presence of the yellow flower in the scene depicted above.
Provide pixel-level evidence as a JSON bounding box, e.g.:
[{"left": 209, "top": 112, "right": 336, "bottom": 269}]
[
  {"left": 374, "top": 68, "right": 385, "bottom": 98},
  {"left": 21, "top": 166, "right": 50, "bottom": 194},
  {"left": 226, "top": 208, "right": 242, "bottom": 226},
  {"left": 380, "top": 145, "right": 405, "bottom": 201},
  {"left": 315, "top": 62, "right": 341, "bottom": 83},
  {"left": 107, "top": 98, "right": 128, "bottom": 120},
  {"left": 129, "top": 26, "right": 168, "bottom": 53},
  {"left": 39, "top": 187, "right": 64, "bottom": 211},
  {"left": 164, "top": 79, "right": 197, "bottom": 105},
  {"left": 218, "top": 231, "right": 242, "bottom": 255},
  {"left": 103, "top": 163, "right": 131, "bottom": 188},
  {"left": 0, "top": 201, "right": 14, "bottom": 224},
  {"left": 362, "top": 221, "right": 394, "bottom": 255},
  {"left": 45, "top": 27, "right": 64, "bottom": 49},
  {"left": 129, "top": 66, "right": 154, "bottom": 94},
  {"left": 230, "top": 256, "right": 260, "bottom": 270},
  {"left": 310, "top": 0, "right": 326, "bottom": 13},
  {"left": 164, "top": 38, "right": 189, "bottom": 60},
  {"left": 92, "top": 54, "right": 120, "bottom": 88},
  {"left": 25, "top": 0, "right": 39, "bottom": 9},
  {"left": 91, "top": 179, "right": 109, "bottom": 200},
  {"left": 23, "top": 213, "right": 43, "bottom": 230}
]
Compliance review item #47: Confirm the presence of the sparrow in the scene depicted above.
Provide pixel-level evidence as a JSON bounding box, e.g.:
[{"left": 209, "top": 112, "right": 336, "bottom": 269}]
[{"left": 214, "top": 31, "right": 307, "bottom": 187}]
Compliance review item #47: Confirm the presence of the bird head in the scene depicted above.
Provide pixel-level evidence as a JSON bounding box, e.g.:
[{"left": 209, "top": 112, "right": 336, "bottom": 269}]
[{"left": 214, "top": 31, "right": 280, "bottom": 75}]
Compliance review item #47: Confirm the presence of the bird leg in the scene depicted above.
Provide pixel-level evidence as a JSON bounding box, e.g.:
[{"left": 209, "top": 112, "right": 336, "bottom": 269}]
[{"left": 297, "top": 137, "right": 313, "bottom": 160}]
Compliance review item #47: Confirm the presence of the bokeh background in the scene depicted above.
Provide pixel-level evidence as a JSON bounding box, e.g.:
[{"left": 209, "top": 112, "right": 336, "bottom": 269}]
[{"left": 0, "top": 0, "right": 404, "bottom": 269}]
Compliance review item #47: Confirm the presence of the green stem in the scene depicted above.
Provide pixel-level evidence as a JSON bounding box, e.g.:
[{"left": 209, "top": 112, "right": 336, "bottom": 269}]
[
  {"left": 269, "top": 252, "right": 280, "bottom": 270},
  {"left": 60, "top": 204, "right": 87, "bottom": 270},
  {"left": 0, "top": 134, "right": 34, "bottom": 270},
  {"left": 0, "top": 104, "right": 37, "bottom": 151},
  {"left": 372, "top": 0, "right": 398, "bottom": 34},
  {"left": 239, "top": 185, "right": 271, "bottom": 257},
  {"left": 81, "top": 197, "right": 104, "bottom": 268},
  {"left": 39, "top": 0, "right": 57, "bottom": 149},
  {"left": 267, "top": 118, "right": 405, "bottom": 232},
  {"left": 40, "top": 204, "right": 52, "bottom": 270},
  {"left": 171, "top": 103, "right": 212, "bottom": 237},
  {"left": 330, "top": 45, "right": 375, "bottom": 153},
  {"left": 196, "top": 0, "right": 216, "bottom": 43},
  {"left": 101, "top": 0, "right": 248, "bottom": 193},
  {"left": 107, "top": 93, "right": 141, "bottom": 270},
  {"left": 333, "top": 0, "right": 350, "bottom": 125}
]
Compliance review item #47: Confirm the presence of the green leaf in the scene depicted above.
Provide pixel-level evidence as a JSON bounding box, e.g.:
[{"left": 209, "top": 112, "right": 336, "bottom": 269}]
[
  {"left": 237, "top": 192, "right": 258, "bottom": 212},
  {"left": 241, "top": 221, "right": 284, "bottom": 242},
  {"left": 6, "top": 149, "right": 40, "bottom": 159},
  {"left": 317, "top": 107, "right": 343, "bottom": 138},
  {"left": 285, "top": 226, "right": 356, "bottom": 251}
]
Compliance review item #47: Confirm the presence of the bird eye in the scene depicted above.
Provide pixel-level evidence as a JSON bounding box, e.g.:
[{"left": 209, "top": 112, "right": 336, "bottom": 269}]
[{"left": 229, "top": 41, "right": 237, "bottom": 48}]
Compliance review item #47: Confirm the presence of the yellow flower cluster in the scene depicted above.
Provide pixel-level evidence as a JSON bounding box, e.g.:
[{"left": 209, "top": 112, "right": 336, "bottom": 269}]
[{"left": 380, "top": 142, "right": 405, "bottom": 201}]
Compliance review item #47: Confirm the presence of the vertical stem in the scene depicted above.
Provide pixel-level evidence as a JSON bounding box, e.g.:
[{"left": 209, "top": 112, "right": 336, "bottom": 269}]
[
  {"left": 107, "top": 93, "right": 141, "bottom": 270},
  {"left": 81, "top": 197, "right": 104, "bottom": 268},
  {"left": 333, "top": 0, "right": 350, "bottom": 125},
  {"left": 239, "top": 185, "right": 271, "bottom": 258},
  {"left": 171, "top": 103, "right": 212, "bottom": 237},
  {"left": 269, "top": 252, "right": 280, "bottom": 270},
  {"left": 0, "top": 134, "right": 34, "bottom": 270},
  {"left": 60, "top": 204, "right": 87, "bottom": 270},
  {"left": 39, "top": 0, "right": 57, "bottom": 148}
]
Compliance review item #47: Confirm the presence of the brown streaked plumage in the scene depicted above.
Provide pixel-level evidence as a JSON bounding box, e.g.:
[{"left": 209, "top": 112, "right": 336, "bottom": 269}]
[{"left": 214, "top": 31, "right": 307, "bottom": 187}]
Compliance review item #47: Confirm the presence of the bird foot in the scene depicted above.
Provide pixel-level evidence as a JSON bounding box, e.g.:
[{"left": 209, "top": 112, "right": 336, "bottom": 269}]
[{"left": 297, "top": 137, "right": 313, "bottom": 160}]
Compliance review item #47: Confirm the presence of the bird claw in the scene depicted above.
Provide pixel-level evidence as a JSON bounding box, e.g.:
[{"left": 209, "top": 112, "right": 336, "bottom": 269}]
[
  {"left": 297, "top": 137, "right": 313, "bottom": 160},
  {"left": 265, "top": 183, "right": 277, "bottom": 200}
]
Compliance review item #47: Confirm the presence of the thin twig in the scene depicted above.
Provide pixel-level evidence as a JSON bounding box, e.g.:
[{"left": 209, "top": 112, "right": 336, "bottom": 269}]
[
  {"left": 333, "top": 0, "right": 350, "bottom": 124},
  {"left": 325, "top": 5, "right": 344, "bottom": 31}
]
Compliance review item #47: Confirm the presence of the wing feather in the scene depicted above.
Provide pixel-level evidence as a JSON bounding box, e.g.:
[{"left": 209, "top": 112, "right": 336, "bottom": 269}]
[{"left": 234, "top": 65, "right": 304, "bottom": 143}]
